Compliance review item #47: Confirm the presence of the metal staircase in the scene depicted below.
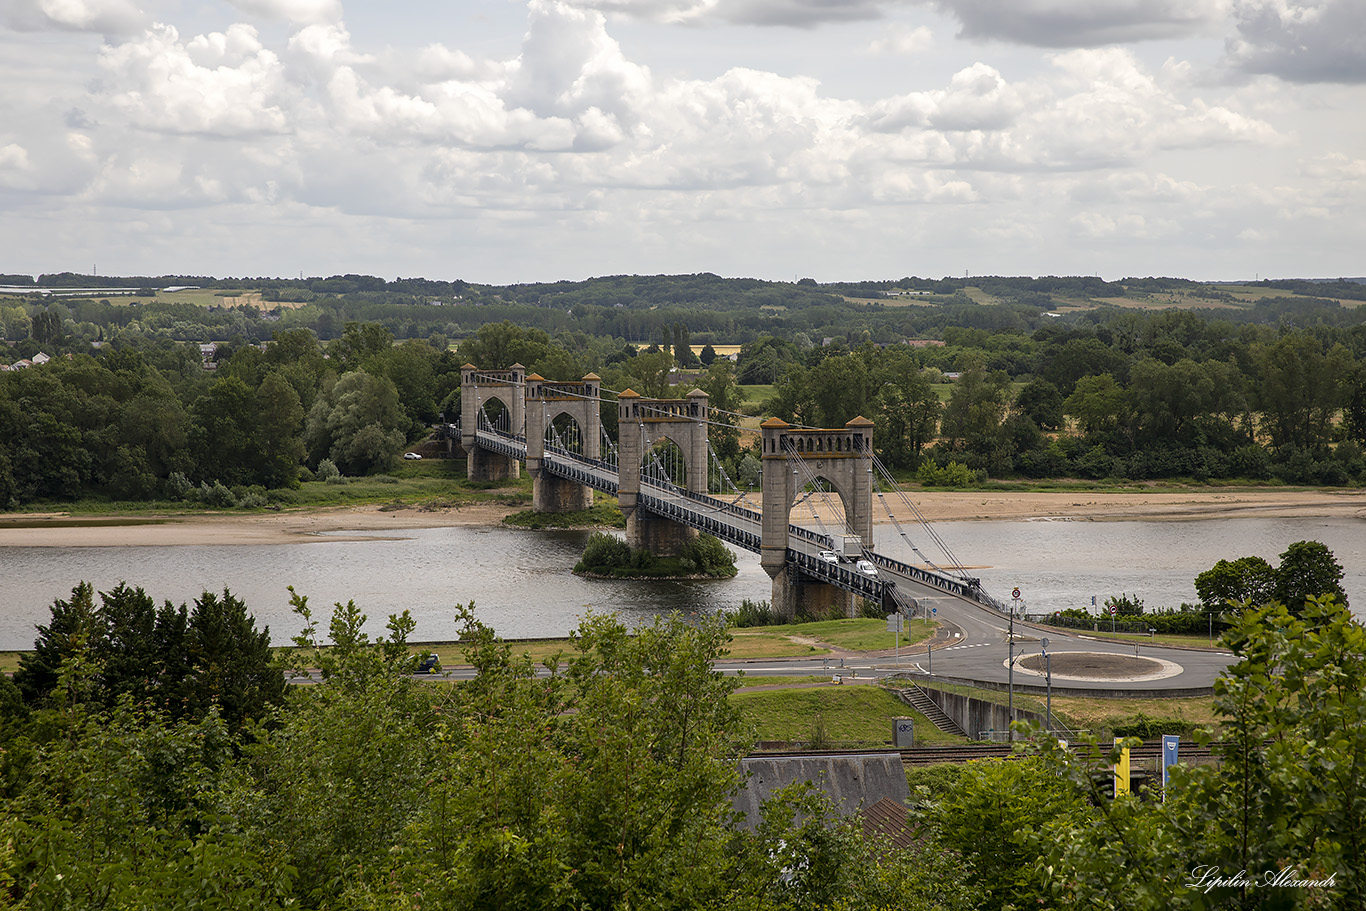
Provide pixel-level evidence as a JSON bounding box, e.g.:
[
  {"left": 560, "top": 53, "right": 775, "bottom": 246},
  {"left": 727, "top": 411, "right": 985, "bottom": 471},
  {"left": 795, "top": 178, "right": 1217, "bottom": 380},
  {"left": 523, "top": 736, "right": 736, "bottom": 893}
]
[{"left": 898, "top": 684, "right": 968, "bottom": 738}]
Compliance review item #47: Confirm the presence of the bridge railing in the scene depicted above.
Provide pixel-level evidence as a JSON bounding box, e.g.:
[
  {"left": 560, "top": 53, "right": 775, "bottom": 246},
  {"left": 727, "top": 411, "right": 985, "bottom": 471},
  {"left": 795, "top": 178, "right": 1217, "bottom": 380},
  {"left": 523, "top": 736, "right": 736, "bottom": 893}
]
[
  {"left": 786, "top": 550, "right": 883, "bottom": 601},
  {"left": 636, "top": 489, "right": 761, "bottom": 551},
  {"left": 543, "top": 452, "right": 620, "bottom": 494},
  {"left": 866, "top": 552, "right": 989, "bottom": 605},
  {"left": 474, "top": 428, "right": 526, "bottom": 460}
]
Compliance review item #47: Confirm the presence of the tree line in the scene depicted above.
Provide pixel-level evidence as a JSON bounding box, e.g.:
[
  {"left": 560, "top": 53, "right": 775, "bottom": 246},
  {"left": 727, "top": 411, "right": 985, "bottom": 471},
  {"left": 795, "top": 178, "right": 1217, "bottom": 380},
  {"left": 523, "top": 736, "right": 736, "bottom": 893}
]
[{"left": 4, "top": 276, "right": 1366, "bottom": 508}]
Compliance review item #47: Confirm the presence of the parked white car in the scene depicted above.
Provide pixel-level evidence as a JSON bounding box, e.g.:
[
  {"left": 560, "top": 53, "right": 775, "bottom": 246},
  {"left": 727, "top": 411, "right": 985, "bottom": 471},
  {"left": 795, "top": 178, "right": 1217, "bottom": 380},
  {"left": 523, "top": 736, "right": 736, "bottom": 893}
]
[
  {"left": 855, "top": 559, "right": 878, "bottom": 578},
  {"left": 403, "top": 452, "right": 422, "bottom": 460}
]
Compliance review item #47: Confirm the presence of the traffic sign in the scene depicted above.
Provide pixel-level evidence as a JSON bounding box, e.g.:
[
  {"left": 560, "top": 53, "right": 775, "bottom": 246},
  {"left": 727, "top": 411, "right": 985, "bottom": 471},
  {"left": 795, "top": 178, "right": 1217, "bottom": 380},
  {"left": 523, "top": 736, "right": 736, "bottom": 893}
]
[{"left": 1012, "top": 587, "right": 1021, "bottom": 600}]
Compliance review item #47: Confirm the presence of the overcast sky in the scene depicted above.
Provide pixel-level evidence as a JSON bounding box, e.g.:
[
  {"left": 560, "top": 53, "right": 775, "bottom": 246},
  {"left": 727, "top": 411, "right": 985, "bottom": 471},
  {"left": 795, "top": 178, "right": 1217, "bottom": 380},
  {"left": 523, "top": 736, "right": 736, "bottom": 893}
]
[{"left": 1, "top": 0, "right": 1362, "bottom": 285}]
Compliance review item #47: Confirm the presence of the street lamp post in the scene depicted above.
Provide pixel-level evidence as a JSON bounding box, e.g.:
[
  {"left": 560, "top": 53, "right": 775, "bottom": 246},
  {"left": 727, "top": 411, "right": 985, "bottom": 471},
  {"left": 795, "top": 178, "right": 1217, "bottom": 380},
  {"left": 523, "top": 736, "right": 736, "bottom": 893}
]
[
  {"left": 1009, "top": 588, "right": 1021, "bottom": 738},
  {"left": 1042, "top": 637, "right": 1052, "bottom": 733}
]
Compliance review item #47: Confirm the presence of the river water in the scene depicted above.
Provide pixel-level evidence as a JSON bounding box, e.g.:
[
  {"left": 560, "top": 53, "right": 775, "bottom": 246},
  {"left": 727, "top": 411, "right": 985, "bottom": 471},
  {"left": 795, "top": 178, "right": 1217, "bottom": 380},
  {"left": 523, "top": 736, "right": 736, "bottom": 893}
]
[{"left": 1, "top": 516, "right": 1362, "bottom": 650}]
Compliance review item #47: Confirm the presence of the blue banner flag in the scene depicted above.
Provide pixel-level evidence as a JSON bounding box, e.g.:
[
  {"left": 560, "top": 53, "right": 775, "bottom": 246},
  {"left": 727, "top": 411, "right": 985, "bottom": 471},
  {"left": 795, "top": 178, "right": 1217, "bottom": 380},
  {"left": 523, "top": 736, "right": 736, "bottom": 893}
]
[{"left": 1162, "top": 735, "right": 1180, "bottom": 799}]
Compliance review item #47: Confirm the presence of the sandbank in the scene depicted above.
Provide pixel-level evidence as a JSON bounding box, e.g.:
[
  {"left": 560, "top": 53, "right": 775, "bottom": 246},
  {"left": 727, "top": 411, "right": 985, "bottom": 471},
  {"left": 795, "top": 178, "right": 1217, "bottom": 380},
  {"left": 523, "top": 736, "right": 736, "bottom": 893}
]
[{"left": 0, "top": 488, "right": 1360, "bottom": 548}]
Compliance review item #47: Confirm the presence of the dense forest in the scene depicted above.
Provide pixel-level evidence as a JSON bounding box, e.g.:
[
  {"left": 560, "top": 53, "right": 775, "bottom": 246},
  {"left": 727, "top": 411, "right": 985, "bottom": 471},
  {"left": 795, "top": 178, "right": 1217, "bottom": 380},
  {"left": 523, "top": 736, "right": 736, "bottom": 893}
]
[{"left": 3, "top": 272, "right": 1366, "bottom": 509}]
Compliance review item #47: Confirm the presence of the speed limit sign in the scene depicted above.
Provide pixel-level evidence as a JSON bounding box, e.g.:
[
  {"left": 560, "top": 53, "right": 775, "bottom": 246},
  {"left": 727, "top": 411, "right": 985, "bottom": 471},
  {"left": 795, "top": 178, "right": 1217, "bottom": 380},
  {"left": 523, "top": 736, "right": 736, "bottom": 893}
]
[{"left": 1012, "top": 587, "right": 1021, "bottom": 600}]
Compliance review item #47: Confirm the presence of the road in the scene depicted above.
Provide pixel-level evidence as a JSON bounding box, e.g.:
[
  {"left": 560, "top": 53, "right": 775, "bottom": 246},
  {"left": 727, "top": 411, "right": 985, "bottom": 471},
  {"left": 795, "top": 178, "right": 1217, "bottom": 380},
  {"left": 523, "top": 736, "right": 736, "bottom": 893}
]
[{"left": 880, "top": 567, "right": 1236, "bottom": 692}]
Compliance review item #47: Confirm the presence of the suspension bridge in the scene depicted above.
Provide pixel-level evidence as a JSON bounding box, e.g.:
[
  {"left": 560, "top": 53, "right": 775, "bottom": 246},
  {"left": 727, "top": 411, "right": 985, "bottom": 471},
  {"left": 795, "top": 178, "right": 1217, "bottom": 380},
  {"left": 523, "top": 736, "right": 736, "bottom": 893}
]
[{"left": 458, "top": 365, "right": 1009, "bottom": 620}]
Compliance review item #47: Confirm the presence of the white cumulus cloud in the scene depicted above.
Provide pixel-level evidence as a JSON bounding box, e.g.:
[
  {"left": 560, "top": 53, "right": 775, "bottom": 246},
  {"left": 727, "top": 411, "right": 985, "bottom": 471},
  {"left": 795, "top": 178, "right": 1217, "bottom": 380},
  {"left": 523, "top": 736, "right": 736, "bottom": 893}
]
[{"left": 97, "top": 23, "right": 291, "bottom": 135}]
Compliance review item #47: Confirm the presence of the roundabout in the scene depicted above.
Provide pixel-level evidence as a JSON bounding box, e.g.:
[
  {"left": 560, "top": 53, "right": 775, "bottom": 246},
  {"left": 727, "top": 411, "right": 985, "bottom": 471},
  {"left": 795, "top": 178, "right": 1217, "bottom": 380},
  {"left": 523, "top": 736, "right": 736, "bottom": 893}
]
[{"left": 1009, "top": 650, "right": 1186, "bottom": 683}]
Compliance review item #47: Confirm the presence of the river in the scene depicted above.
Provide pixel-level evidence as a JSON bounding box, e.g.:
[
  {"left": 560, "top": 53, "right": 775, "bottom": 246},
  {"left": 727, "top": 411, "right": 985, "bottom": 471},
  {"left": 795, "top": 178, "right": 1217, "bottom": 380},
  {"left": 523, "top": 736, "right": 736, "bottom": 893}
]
[{"left": 1, "top": 516, "right": 1362, "bottom": 650}]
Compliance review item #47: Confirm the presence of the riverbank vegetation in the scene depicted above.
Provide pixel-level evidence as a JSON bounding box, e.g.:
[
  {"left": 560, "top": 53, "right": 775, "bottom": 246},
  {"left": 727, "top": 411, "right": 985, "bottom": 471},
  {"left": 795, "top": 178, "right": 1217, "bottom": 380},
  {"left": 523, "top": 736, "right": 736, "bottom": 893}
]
[
  {"left": 572, "top": 530, "right": 738, "bottom": 579},
  {"left": 5, "top": 271, "right": 1366, "bottom": 513}
]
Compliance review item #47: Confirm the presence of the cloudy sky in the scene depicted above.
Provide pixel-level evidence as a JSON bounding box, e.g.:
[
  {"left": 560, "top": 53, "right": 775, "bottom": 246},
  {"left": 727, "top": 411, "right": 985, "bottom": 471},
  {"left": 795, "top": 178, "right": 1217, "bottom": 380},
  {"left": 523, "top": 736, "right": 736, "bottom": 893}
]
[{"left": 1, "top": 0, "right": 1362, "bottom": 285}]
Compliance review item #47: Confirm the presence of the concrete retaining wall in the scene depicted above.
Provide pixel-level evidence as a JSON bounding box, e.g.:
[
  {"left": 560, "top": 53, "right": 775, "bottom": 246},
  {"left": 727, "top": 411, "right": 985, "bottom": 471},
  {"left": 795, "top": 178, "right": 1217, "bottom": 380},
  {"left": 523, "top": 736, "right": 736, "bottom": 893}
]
[
  {"left": 919, "top": 688, "right": 1048, "bottom": 739},
  {"left": 732, "top": 753, "right": 910, "bottom": 830}
]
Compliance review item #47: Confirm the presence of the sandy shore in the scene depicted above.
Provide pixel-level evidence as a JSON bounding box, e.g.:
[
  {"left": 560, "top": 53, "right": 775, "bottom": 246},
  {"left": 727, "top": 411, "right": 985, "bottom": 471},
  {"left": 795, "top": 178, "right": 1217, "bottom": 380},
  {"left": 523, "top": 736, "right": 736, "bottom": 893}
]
[{"left": 1, "top": 488, "right": 1361, "bottom": 548}]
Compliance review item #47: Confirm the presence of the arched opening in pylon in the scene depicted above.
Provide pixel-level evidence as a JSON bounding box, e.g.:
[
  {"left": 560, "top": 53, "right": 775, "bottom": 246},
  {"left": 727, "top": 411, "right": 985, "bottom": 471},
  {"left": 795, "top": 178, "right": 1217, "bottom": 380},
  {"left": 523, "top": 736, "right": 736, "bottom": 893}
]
[{"left": 640, "top": 437, "right": 687, "bottom": 490}]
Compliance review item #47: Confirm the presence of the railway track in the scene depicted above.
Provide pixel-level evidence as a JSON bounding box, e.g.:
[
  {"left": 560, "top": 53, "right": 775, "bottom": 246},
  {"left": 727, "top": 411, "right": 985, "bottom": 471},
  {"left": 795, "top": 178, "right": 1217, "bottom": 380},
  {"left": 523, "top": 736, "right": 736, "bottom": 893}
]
[{"left": 751, "top": 740, "right": 1216, "bottom": 767}]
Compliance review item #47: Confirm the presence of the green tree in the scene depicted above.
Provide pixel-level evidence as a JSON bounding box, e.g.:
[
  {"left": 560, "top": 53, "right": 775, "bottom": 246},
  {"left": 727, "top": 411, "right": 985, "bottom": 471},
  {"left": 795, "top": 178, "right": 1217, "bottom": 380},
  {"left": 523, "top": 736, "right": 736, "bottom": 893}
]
[
  {"left": 1015, "top": 376, "right": 1064, "bottom": 431},
  {"left": 1194, "top": 556, "right": 1276, "bottom": 611},
  {"left": 13, "top": 582, "right": 99, "bottom": 705},
  {"left": 1064, "top": 372, "right": 1129, "bottom": 437},
  {"left": 252, "top": 371, "right": 306, "bottom": 488},
  {"left": 1254, "top": 332, "right": 1352, "bottom": 453},
  {"left": 919, "top": 756, "right": 1088, "bottom": 910},
  {"left": 1037, "top": 597, "right": 1366, "bottom": 909},
  {"left": 875, "top": 370, "right": 941, "bottom": 469},
  {"left": 188, "top": 375, "right": 259, "bottom": 487},
  {"left": 304, "top": 370, "right": 407, "bottom": 474},
  {"left": 1273, "top": 539, "right": 1347, "bottom": 612},
  {"left": 30, "top": 309, "right": 63, "bottom": 345},
  {"left": 939, "top": 359, "right": 1012, "bottom": 472}
]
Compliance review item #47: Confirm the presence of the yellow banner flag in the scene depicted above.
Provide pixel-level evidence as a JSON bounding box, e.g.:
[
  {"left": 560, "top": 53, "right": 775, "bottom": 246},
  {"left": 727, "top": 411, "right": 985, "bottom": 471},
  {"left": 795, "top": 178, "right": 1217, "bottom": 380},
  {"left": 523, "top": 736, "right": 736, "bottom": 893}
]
[{"left": 1114, "top": 738, "right": 1131, "bottom": 796}]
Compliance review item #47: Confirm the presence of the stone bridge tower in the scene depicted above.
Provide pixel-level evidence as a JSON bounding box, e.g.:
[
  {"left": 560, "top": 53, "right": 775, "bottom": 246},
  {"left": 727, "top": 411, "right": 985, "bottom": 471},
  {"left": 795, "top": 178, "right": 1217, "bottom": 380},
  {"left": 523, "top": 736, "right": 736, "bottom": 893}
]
[
  {"left": 461, "top": 364, "right": 524, "bottom": 481},
  {"left": 616, "top": 388, "right": 710, "bottom": 555},
  {"left": 524, "top": 373, "right": 602, "bottom": 512},
  {"left": 760, "top": 415, "right": 875, "bottom": 618}
]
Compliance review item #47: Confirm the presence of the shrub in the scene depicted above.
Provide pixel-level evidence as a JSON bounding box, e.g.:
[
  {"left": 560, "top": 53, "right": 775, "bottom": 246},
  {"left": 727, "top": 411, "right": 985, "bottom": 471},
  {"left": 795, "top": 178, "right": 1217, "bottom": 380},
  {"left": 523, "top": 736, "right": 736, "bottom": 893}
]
[
  {"left": 199, "top": 480, "right": 237, "bottom": 508},
  {"left": 727, "top": 599, "right": 781, "bottom": 627},
  {"left": 577, "top": 532, "right": 632, "bottom": 572},
  {"left": 680, "top": 534, "right": 737, "bottom": 577},
  {"left": 917, "top": 460, "right": 979, "bottom": 487},
  {"left": 316, "top": 459, "right": 341, "bottom": 482},
  {"left": 165, "top": 471, "right": 194, "bottom": 500}
]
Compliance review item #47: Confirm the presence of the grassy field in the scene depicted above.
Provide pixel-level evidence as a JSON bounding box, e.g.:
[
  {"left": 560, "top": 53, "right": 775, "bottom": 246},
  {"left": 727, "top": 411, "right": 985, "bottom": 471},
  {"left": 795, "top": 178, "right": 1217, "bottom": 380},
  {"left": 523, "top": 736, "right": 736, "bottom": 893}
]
[
  {"left": 726, "top": 629, "right": 833, "bottom": 658},
  {"left": 734, "top": 675, "right": 836, "bottom": 688},
  {"left": 734, "top": 684, "right": 965, "bottom": 747}
]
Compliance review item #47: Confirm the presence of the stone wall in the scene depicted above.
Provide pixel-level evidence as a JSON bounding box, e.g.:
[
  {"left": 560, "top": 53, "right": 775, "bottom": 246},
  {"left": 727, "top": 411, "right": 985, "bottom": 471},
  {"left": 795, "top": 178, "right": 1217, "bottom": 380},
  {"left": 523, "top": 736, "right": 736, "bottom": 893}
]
[{"left": 732, "top": 752, "right": 910, "bottom": 830}]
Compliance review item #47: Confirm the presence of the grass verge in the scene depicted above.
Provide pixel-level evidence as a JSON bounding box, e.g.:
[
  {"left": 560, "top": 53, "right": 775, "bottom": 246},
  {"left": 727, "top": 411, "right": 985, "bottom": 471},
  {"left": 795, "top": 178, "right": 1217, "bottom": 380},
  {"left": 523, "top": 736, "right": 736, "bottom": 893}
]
[{"left": 735, "top": 685, "right": 965, "bottom": 747}]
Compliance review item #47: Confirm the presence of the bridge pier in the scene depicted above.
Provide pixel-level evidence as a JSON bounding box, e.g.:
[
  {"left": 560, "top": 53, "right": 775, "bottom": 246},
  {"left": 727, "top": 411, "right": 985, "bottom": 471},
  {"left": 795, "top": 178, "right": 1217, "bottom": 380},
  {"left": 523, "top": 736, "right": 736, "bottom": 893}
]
[
  {"left": 467, "top": 447, "right": 520, "bottom": 482},
  {"left": 532, "top": 471, "right": 593, "bottom": 512},
  {"left": 616, "top": 388, "right": 710, "bottom": 559},
  {"left": 624, "top": 503, "right": 698, "bottom": 556},
  {"left": 769, "top": 566, "right": 859, "bottom": 621}
]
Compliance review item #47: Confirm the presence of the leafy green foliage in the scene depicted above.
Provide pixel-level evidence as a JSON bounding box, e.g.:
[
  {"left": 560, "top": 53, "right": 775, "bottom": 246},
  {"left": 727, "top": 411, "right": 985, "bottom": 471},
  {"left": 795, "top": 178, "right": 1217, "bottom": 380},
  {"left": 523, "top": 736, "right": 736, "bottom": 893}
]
[
  {"left": 1031, "top": 596, "right": 1366, "bottom": 910},
  {"left": 1195, "top": 555, "right": 1276, "bottom": 611},
  {"left": 1273, "top": 539, "right": 1347, "bottom": 612},
  {"left": 12, "top": 582, "right": 285, "bottom": 736},
  {"left": 916, "top": 756, "right": 1089, "bottom": 910}
]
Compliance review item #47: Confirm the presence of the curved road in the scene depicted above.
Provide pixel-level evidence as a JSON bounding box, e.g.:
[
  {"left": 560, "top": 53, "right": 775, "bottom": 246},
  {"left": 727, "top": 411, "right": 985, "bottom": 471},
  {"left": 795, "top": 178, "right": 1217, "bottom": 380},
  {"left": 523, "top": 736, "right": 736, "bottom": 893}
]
[{"left": 869, "top": 567, "right": 1237, "bottom": 691}]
